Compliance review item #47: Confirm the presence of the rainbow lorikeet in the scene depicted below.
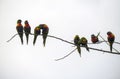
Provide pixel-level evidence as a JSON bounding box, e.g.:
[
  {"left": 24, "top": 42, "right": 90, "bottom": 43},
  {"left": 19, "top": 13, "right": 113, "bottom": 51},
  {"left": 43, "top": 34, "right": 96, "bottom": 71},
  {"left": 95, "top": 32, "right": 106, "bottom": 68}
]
[
  {"left": 80, "top": 37, "right": 89, "bottom": 52},
  {"left": 74, "top": 35, "right": 81, "bottom": 57},
  {"left": 107, "top": 31, "right": 115, "bottom": 52},
  {"left": 24, "top": 20, "right": 31, "bottom": 44},
  {"left": 16, "top": 19, "right": 23, "bottom": 44},
  {"left": 33, "top": 26, "right": 41, "bottom": 45},
  {"left": 91, "top": 34, "right": 99, "bottom": 43},
  {"left": 39, "top": 24, "right": 49, "bottom": 47}
]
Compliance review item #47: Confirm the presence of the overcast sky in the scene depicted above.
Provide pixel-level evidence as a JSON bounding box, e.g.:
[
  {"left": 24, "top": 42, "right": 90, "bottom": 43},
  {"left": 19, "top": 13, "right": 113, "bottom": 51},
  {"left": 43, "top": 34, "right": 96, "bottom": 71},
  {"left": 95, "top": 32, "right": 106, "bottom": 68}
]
[{"left": 0, "top": 0, "right": 120, "bottom": 79}]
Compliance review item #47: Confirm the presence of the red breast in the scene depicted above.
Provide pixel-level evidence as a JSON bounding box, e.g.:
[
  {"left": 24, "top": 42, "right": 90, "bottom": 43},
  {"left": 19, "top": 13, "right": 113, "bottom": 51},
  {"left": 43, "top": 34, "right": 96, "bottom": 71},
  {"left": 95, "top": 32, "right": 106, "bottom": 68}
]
[{"left": 108, "top": 34, "right": 114, "bottom": 38}]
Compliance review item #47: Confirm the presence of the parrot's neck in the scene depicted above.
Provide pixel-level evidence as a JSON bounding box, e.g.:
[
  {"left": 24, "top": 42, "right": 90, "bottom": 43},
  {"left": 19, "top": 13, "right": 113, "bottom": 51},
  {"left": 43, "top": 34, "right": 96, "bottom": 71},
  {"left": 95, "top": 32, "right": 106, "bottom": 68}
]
[
  {"left": 35, "top": 27, "right": 40, "bottom": 31},
  {"left": 25, "top": 24, "right": 30, "bottom": 27},
  {"left": 44, "top": 25, "right": 48, "bottom": 29},
  {"left": 92, "top": 37, "right": 97, "bottom": 40},
  {"left": 17, "top": 23, "right": 22, "bottom": 26}
]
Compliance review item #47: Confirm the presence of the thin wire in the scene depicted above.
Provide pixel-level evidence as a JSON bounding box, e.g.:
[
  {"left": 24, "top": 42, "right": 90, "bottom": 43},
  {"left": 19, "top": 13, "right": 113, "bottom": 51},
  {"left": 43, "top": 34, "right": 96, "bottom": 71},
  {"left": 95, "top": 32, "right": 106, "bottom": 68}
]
[
  {"left": 89, "top": 47, "right": 120, "bottom": 54},
  {"left": 55, "top": 48, "right": 77, "bottom": 61},
  {"left": 114, "top": 41, "right": 120, "bottom": 45},
  {"left": 6, "top": 33, "right": 18, "bottom": 42},
  {"left": 7, "top": 33, "right": 120, "bottom": 55},
  {"left": 47, "top": 35, "right": 74, "bottom": 45}
]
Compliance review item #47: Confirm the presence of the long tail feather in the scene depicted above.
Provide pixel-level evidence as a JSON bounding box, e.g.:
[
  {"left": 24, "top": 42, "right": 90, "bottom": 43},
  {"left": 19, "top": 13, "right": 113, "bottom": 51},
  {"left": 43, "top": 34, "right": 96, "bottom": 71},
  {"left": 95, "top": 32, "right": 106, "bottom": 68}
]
[
  {"left": 33, "top": 35, "right": 37, "bottom": 45},
  {"left": 25, "top": 33, "right": 29, "bottom": 44},
  {"left": 86, "top": 45, "right": 89, "bottom": 52},
  {"left": 77, "top": 46, "right": 81, "bottom": 57},
  {"left": 19, "top": 33, "right": 23, "bottom": 44},
  {"left": 20, "top": 37, "right": 23, "bottom": 44},
  {"left": 110, "top": 43, "right": 113, "bottom": 52},
  {"left": 43, "top": 39, "right": 46, "bottom": 46},
  {"left": 43, "top": 34, "right": 47, "bottom": 47}
]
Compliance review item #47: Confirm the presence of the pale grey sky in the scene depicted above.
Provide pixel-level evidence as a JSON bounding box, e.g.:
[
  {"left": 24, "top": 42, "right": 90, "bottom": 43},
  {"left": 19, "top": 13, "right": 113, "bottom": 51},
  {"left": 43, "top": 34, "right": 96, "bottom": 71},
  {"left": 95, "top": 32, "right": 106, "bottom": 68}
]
[{"left": 0, "top": 0, "right": 120, "bottom": 79}]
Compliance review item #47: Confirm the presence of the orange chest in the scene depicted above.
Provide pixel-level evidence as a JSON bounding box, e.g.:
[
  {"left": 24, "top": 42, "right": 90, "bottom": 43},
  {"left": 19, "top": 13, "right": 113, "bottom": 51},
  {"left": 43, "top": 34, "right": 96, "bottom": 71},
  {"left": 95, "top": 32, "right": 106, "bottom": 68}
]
[
  {"left": 25, "top": 24, "right": 30, "bottom": 27},
  {"left": 108, "top": 34, "right": 115, "bottom": 38},
  {"left": 17, "top": 23, "right": 22, "bottom": 27}
]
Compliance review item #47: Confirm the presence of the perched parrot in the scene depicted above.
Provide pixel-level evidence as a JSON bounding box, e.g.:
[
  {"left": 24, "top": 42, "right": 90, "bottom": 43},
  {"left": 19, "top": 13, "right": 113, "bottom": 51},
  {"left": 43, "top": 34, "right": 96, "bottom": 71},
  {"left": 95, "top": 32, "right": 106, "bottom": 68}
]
[
  {"left": 107, "top": 31, "right": 115, "bottom": 52},
  {"left": 74, "top": 35, "right": 81, "bottom": 57},
  {"left": 33, "top": 26, "right": 41, "bottom": 45},
  {"left": 80, "top": 37, "right": 89, "bottom": 52},
  {"left": 24, "top": 20, "right": 31, "bottom": 44},
  {"left": 39, "top": 24, "right": 49, "bottom": 47},
  {"left": 91, "top": 34, "right": 99, "bottom": 43},
  {"left": 16, "top": 19, "right": 23, "bottom": 44}
]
